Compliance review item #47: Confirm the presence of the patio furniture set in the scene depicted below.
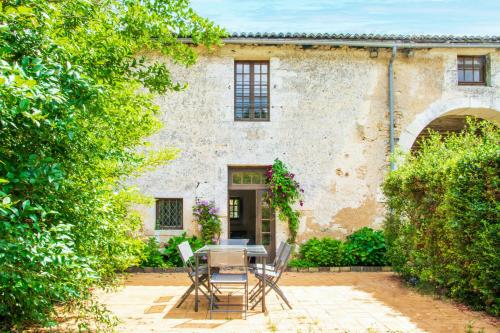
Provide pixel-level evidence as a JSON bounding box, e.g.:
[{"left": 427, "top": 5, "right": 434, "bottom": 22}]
[{"left": 177, "top": 239, "right": 292, "bottom": 319}]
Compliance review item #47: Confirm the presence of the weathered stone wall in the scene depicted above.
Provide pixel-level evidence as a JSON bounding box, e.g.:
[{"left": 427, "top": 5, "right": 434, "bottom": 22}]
[{"left": 131, "top": 44, "right": 499, "bottom": 247}]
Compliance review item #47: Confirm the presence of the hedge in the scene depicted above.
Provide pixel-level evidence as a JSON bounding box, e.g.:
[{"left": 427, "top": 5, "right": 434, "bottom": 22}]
[
  {"left": 383, "top": 119, "right": 499, "bottom": 315},
  {"left": 288, "top": 227, "right": 388, "bottom": 267}
]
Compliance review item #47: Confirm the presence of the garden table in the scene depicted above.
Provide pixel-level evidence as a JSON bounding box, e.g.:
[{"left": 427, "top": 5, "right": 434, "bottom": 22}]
[{"left": 193, "top": 244, "right": 268, "bottom": 313}]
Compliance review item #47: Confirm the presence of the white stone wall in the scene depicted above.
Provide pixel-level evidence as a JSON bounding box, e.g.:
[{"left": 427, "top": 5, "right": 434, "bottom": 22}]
[{"left": 131, "top": 45, "right": 499, "bottom": 246}]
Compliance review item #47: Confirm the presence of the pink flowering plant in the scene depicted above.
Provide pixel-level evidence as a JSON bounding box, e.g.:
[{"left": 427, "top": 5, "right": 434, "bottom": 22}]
[
  {"left": 193, "top": 199, "right": 221, "bottom": 244},
  {"left": 266, "top": 159, "right": 304, "bottom": 243}
]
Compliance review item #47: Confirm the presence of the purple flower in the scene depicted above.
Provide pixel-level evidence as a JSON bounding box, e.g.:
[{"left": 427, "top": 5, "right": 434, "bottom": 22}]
[
  {"left": 300, "top": 188, "right": 304, "bottom": 193},
  {"left": 299, "top": 200, "right": 304, "bottom": 207}
]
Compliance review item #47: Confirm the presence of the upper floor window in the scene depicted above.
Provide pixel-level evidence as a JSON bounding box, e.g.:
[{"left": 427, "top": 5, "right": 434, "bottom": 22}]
[
  {"left": 234, "top": 61, "right": 269, "bottom": 121},
  {"left": 156, "top": 198, "right": 183, "bottom": 230},
  {"left": 457, "top": 56, "right": 486, "bottom": 85}
]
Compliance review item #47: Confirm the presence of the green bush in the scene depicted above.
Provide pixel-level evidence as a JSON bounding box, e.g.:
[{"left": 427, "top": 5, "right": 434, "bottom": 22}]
[
  {"left": 299, "top": 237, "right": 345, "bottom": 267},
  {"left": 163, "top": 233, "right": 204, "bottom": 267},
  {"left": 288, "top": 258, "right": 315, "bottom": 268},
  {"left": 383, "top": 119, "right": 499, "bottom": 315},
  {"left": 344, "top": 227, "right": 387, "bottom": 266},
  {"left": 290, "top": 228, "right": 387, "bottom": 268},
  {"left": 139, "top": 238, "right": 170, "bottom": 268}
]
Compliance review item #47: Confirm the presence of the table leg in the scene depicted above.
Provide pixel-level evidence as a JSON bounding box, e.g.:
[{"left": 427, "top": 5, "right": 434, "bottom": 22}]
[
  {"left": 195, "top": 255, "right": 199, "bottom": 312},
  {"left": 262, "top": 256, "right": 266, "bottom": 313}
]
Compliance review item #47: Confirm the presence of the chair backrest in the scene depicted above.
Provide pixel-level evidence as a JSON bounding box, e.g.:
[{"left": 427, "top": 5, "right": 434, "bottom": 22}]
[
  {"left": 208, "top": 249, "right": 247, "bottom": 269},
  {"left": 275, "top": 243, "right": 292, "bottom": 273},
  {"left": 219, "top": 238, "right": 249, "bottom": 246},
  {"left": 273, "top": 241, "right": 286, "bottom": 266},
  {"left": 177, "top": 241, "right": 194, "bottom": 267}
]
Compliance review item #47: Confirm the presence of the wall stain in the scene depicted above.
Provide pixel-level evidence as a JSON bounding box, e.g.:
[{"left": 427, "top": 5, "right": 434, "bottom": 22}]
[{"left": 296, "top": 196, "right": 378, "bottom": 243}]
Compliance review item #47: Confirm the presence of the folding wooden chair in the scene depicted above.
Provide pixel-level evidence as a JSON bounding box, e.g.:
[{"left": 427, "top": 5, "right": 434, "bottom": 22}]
[
  {"left": 208, "top": 248, "right": 249, "bottom": 319},
  {"left": 249, "top": 240, "right": 286, "bottom": 273},
  {"left": 176, "top": 241, "right": 213, "bottom": 308},
  {"left": 250, "top": 242, "right": 293, "bottom": 310}
]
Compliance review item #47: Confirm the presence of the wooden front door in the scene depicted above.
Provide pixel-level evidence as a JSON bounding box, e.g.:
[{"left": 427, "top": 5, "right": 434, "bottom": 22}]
[{"left": 256, "top": 189, "right": 276, "bottom": 262}]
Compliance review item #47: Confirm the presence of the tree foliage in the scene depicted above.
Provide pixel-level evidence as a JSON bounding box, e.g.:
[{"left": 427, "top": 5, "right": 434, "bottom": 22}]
[
  {"left": 0, "top": 0, "right": 224, "bottom": 330},
  {"left": 383, "top": 119, "right": 499, "bottom": 315}
]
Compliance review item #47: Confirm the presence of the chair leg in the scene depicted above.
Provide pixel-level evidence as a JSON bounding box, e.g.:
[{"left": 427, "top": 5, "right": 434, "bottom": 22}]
[
  {"left": 176, "top": 284, "right": 195, "bottom": 308},
  {"left": 271, "top": 284, "right": 293, "bottom": 309},
  {"left": 249, "top": 280, "right": 260, "bottom": 297},
  {"left": 257, "top": 279, "right": 293, "bottom": 310},
  {"left": 200, "top": 280, "right": 220, "bottom": 301},
  {"left": 245, "top": 281, "right": 248, "bottom": 319},
  {"left": 250, "top": 277, "right": 269, "bottom": 302}
]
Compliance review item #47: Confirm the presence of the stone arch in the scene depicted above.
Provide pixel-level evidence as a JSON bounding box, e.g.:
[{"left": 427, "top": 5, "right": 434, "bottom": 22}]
[{"left": 398, "top": 97, "right": 500, "bottom": 152}]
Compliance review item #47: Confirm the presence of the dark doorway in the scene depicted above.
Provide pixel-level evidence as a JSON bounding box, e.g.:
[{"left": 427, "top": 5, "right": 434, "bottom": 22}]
[{"left": 228, "top": 190, "right": 256, "bottom": 243}]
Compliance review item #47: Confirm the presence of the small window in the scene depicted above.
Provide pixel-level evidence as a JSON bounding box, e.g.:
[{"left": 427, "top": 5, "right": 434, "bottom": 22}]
[
  {"left": 231, "top": 171, "right": 266, "bottom": 185},
  {"left": 156, "top": 198, "right": 183, "bottom": 230},
  {"left": 457, "top": 56, "right": 486, "bottom": 85},
  {"left": 234, "top": 61, "right": 270, "bottom": 121},
  {"left": 229, "top": 197, "right": 241, "bottom": 219}
]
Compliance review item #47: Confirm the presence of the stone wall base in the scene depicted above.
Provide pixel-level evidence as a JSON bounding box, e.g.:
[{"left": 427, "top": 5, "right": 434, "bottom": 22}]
[{"left": 125, "top": 266, "right": 393, "bottom": 273}]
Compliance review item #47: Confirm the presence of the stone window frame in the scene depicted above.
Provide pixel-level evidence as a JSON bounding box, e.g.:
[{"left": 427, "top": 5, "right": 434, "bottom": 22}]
[
  {"left": 234, "top": 60, "right": 270, "bottom": 121},
  {"left": 155, "top": 198, "right": 183, "bottom": 230},
  {"left": 457, "top": 55, "right": 487, "bottom": 86}
]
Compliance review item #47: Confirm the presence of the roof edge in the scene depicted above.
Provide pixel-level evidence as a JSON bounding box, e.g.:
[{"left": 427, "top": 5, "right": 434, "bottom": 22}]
[{"left": 181, "top": 32, "right": 500, "bottom": 48}]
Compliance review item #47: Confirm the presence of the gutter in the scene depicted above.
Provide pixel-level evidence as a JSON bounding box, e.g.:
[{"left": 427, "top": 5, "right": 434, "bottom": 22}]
[
  {"left": 208, "top": 38, "right": 500, "bottom": 49},
  {"left": 389, "top": 46, "right": 397, "bottom": 171}
]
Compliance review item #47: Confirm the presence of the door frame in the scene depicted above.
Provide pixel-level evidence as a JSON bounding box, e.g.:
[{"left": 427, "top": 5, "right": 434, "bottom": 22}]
[{"left": 227, "top": 166, "right": 275, "bottom": 259}]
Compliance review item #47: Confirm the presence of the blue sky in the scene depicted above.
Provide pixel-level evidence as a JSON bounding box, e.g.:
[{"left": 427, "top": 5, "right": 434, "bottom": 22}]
[{"left": 191, "top": 0, "right": 500, "bottom": 35}]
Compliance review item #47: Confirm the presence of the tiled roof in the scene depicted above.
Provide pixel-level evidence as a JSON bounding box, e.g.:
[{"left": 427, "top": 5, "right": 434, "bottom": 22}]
[{"left": 226, "top": 32, "right": 500, "bottom": 43}]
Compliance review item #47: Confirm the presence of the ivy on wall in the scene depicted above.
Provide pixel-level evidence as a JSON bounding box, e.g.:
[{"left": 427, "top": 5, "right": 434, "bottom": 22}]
[{"left": 266, "top": 159, "right": 304, "bottom": 243}]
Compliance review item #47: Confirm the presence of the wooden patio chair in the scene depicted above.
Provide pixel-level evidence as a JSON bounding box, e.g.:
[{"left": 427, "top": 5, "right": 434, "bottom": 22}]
[
  {"left": 176, "top": 241, "right": 213, "bottom": 308},
  {"left": 208, "top": 248, "right": 249, "bottom": 319},
  {"left": 250, "top": 242, "right": 293, "bottom": 310}
]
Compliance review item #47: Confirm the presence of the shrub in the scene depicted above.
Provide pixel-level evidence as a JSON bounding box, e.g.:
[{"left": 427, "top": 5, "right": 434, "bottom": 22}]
[
  {"left": 193, "top": 200, "right": 222, "bottom": 244},
  {"left": 163, "top": 233, "right": 204, "bottom": 267},
  {"left": 344, "top": 227, "right": 387, "bottom": 266},
  {"left": 288, "top": 258, "right": 315, "bottom": 268},
  {"left": 139, "top": 237, "right": 170, "bottom": 268},
  {"left": 298, "top": 237, "right": 345, "bottom": 267},
  {"left": 383, "top": 119, "right": 499, "bottom": 315}
]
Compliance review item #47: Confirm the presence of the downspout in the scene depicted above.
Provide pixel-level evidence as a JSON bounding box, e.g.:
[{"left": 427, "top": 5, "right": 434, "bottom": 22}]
[{"left": 388, "top": 46, "right": 397, "bottom": 171}]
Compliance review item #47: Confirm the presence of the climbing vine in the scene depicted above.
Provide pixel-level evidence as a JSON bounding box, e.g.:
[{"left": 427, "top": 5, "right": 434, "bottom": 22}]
[{"left": 265, "top": 159, "right": 304, "bottom": 243}]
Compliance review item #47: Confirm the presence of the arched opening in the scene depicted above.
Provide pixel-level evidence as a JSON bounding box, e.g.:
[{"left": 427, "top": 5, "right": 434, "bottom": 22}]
[
  {"left": 404, "top": 107, "right": 500, "bottom": 153},
  {"left": 411, "top": 115, "right": 480, "bottom": 151}
]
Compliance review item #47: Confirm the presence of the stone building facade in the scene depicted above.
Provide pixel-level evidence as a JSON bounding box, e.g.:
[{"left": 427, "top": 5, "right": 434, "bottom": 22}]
[{"left": 132, "top": 34, "right": 500, "bottom": 254}]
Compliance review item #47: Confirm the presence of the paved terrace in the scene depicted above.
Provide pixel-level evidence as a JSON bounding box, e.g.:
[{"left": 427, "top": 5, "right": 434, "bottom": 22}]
[{"left": 96, "top": 273, "right": 498, "bottom": 333}]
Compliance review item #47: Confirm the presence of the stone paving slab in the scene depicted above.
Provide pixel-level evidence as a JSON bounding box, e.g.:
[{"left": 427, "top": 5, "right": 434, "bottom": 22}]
[{"left": 97, "top": 285, "right": 426, "bottom": 332}]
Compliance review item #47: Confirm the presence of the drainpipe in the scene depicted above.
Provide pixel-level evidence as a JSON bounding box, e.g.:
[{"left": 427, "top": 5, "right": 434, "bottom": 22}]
[{"left": 389, "top": 46, "right": 397, "bottom": 171}]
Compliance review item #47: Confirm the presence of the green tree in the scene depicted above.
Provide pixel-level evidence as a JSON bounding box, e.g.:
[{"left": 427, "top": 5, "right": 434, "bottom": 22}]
[
  {"left": 383, "top": 119, "right": 499, "bottom": 315},
  {"left": 0, "top": 0, "right": 224, "bottom": 330}
]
